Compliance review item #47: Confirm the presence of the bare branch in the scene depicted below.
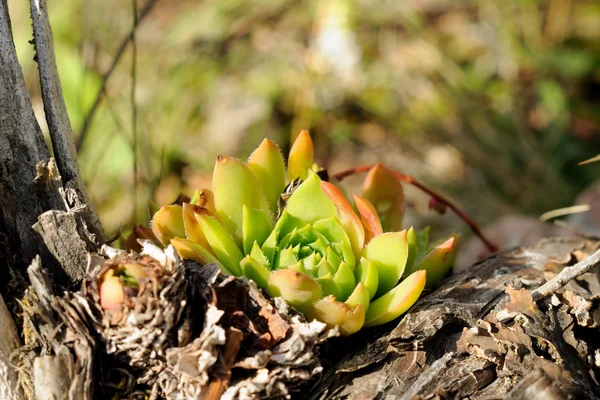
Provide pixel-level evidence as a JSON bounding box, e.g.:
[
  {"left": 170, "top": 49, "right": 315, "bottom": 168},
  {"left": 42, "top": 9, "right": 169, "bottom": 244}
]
[
  {"left": 0, "top": 0, "right": 65, "bottom": 290},
  {"left": 77, "top": 0, "right": 159, "bottom": 151},
  {"left": 29, "top": 0, "right": 104, "bottom": 240},
  {"left": 531, "top": 248, "right": 600, "bottom": 301}
]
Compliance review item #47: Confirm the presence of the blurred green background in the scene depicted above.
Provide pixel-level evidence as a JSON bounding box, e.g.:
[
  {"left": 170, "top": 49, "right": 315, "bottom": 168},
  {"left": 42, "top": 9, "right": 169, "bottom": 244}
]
[{"left": 8, "top": 0, "right": 600, "bottom": 242}]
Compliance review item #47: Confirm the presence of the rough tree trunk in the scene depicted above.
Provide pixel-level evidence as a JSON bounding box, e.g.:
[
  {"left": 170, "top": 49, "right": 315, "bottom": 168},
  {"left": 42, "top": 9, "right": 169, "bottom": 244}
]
[{"left": 1, "top": 1, "right": 599, "bottom": 400}]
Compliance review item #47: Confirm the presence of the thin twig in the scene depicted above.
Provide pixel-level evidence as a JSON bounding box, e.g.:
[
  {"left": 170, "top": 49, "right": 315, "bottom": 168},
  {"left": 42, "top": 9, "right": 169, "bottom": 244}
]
[
  {"left": 76, "top": 0, "right": 158, "bottom": 152},
  {"left": 531, "top": 248, "right": 600, "bottom": 301},
  {"left": 333, "top": 164, "right": 499, "bottom": 252},
  {"left": 131, "top": 0, "right": 139, "bottom": 225}
]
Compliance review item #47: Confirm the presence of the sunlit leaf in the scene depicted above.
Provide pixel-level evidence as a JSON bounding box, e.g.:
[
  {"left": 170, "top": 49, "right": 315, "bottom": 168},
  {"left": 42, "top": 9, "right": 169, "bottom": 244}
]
[
  {"left": 364, "top": 270, "right": 426, "bottom": 327},
  {"left": 151, "top": 205, "right": 185, "bottom": 246},
  {"left": 240, "top": 255, "right": 271, "bottom": 289},
  {"left": 248, "top": 138, "right": 287, "bottom": 213},
  {"left": 321, "top": 181, "right": 365, "bottom": 256},
  {"left": 307, "top": 296, "right": 365, "bottom": 336},
  {"left": 268, "top": 269, "right": 322, "bottom": 313},
  {"left": 212, "top": 155, "right": 270, "bottom": 245},
  {"left": 195, "top": 214, "right": 244, "bottom": 276},
  {"left": 288, "top": 130, "right": 314, "bottom": 181},
  {"left": 242, "top": 205, "right": 273, "bottom": 255},
  {"left": 362, "top": 231, "right": 408, "bottom": 297},
  {"left": 355, "top": 258, "right": 378, "bottom": 300},
  {"left": 354, "top": 195, "right": 383, "bottom": 243}
]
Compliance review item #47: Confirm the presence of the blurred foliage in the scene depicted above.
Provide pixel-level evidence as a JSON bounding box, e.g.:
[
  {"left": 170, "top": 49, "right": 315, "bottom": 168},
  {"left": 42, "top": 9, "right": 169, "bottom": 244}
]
[{"left": 9, "top": 0, "right": 600, "bottom": 239}]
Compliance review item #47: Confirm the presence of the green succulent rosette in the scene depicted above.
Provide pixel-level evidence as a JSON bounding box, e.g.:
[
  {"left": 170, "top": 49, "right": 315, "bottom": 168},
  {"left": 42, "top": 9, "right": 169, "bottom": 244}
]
[{"left": 150, "top": 131, "right": 459, "bottom": 335}]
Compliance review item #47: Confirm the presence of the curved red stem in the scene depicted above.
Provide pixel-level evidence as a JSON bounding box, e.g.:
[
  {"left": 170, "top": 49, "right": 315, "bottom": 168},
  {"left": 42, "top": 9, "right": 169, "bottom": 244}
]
[{"left": 333, "top": 164, "right": 499, "bottom": 253}]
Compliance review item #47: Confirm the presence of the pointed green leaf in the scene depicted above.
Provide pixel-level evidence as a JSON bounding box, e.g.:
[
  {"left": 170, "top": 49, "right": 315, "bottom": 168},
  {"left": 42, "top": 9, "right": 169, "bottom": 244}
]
[
  {"left": 242, "top": 205, "right": 273, "bottom": 255},
  {"left": 355, "top": 258, "right": 379, "bottom": 300},
  {"left": 306, "top": 296, "right": 366, "bottom": 336},
  {"left": 317, "top": 273, "right": 343, "bottom": 299},
  {"left": 405, "top": 237, "right": 457, "bottom": 288},
  {"left": 241, "top": 255, "right": 271, "bottom": 289},
  {"left": 196, "top": 214, "right": 243, "bottom": 276},
  {"left": 285, "top": 173, "right": 336, "bottom": 225},
  {"left": 362, "top": 231, "right": 409, "bottom": 297},
  {"left": 288, "top": 130, "right": 314, "bottom": 181},
  {"left": 275, "top": 246, "right": 299, "bottom": 269},
  {"left": 248, "top": 138, "right": 287, "bottom": 214},
  {"left": 250, "top": 241, "right": 270, "bottom": 267},
  {"left": 345, "top": 283, "right": 370, "bottom": 310},
  {"left": 326, "top": 247, "right": 341, "bottom": 268},
  {"left": 333, "top": 261, "right": 356, "bottom": 301},
  {"left": 213, "top": 155, "right": 270, "bottom": 245},
  {"left": 364, "top": 270, "right": 426, "bottom": 327},
  {"left": 268, "top": 269, "right": 321, "bottom": 313},
  {"left": 151, "top": 205, "right": 185, "bottom": 246}
]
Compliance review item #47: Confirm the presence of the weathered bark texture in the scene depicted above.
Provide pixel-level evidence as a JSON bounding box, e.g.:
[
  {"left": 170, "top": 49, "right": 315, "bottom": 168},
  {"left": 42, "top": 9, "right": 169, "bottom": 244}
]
[
  {"left": 0, "top": 0, "right": 103, "bottom": 298},
  {"left": 29, "top": 0, "right": 103, "bottom": 240},
  {"left": 306, "top": 238, "right": 600, "bottom": 399},
  {"left": 0, "top": 293, "right": 22, "bottom": 400},
  {"left": 13, "top": 257, "right": 95, "bottom": 400}
]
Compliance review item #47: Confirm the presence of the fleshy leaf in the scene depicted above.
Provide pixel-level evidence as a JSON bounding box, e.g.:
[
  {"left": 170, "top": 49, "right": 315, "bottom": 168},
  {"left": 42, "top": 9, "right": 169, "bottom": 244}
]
[
  {"left": 182, "top": 203, "right": 214, "bottom": 254},
  {"left": 288, "top": 130, "right": 314, "bottom": 181},
  {"left": 333, "top": 261, "right": 356, "bottom": 301},
  {"left": 248, "top": 138, "right": 287, "bottom": 214},
  {"left": 345, "top": 283, "right": 370, "bottom": 310},
  {"left": 405, "top": 237, "right": 457, "bottom": 287},
  {"left": 213, "top": 155, "right": 270, "bottom": 245},
  {"left": 320, "top": 181, "right": 365, "bottom": 257},
  {"left": 306, "top": 296, "right": 365, "bottom": 336},
  {"left": 355, "top": 258, "right": 379, "bottom": 300},
  {"left": 364, "top": 270, "right": 426, "bottom": 327},
  {"left": 151, "top": 205, "right": 185, "bottom": 246},
  {"left": 363, "top": 163, "right": 405, "bottom": 232},
  {"left": 170, "top": 238, "right": 229, "bottom": 274},
  {"left": 354, "top": 195, "right": 383, "bottom": 243},
  {"left": 362, "top": 231, "right": 408, "bottom": 297},
  {"left": 250, "top": 241, "right": 270, "bottom": 267},
  {"left": 240, "top": 255, "right": 271, "bottom": 289},
  {"left": 285, "top": 173, "right": 336, "bottom": 225},
  {"left": 195, "top": 214, "right": 243, "bottom": 276},
  {"left": 242, "top": 205, "right": 273, "bottom": 255},
  {"left": 268, "top": 269, "right": 321, "bottom": 313},
  {"left": 275, "top": 246, "right": 299, "bottom": 269},
  {"left": 317, "top": 273, "right": 343, "bottom": 299}
]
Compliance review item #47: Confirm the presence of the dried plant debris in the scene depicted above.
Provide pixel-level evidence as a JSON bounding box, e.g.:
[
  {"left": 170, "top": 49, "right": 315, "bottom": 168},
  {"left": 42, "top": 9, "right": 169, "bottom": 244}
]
[
  {"left": 157, "top": 261, "right": 334, "bottom": 400},
  {"left": 83, "top": 243, "right": 188, "bottom": 384},
  {"left": 14, "top": 256, "right": 95, "bottom": 400},
  {"left": 14, "top": 242, "right": 330, "bottom": 399}
]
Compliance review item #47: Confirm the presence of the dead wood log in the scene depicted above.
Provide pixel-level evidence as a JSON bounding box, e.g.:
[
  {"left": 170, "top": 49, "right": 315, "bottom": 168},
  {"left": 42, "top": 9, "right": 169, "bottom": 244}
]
[{"left": 306, "top": 238, "right": 600, "bottom": 400}]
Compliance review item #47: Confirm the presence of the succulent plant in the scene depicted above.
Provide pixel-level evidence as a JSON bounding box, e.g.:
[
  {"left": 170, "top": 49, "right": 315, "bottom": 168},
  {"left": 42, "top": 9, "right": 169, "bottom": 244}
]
[{"left": 150, "top": 131, "right": 459, "bottom": 335}]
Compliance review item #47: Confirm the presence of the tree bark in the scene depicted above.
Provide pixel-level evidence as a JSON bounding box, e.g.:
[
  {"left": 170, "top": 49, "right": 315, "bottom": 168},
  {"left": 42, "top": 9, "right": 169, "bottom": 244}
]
[
  {"left": 306, "top": 238, "right": 600, "bottom": 399},
  {"left": 0, "top": 0, "right": 103, "bottom": 300}
]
